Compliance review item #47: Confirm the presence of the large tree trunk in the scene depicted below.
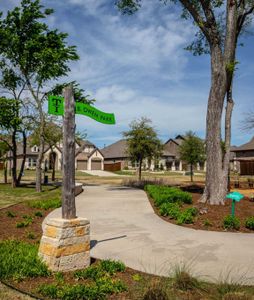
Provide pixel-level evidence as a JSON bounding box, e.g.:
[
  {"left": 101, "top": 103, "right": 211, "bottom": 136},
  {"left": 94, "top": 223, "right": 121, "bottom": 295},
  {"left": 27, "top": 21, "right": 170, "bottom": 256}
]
[
  {"left": 17, "top": 131, "right": 27, "bottom": 186},
  {"left": 201, "top": 47, "right": 228, "bottom": 205},
  {"left": 190, "top": 163, "right": 193, "bottom": 182},
  {"left": 11, "top": 130, "right": 17, "bottom": 188},
  {"left": 36, "top": 137, "right": 45, "bottom": 192}
]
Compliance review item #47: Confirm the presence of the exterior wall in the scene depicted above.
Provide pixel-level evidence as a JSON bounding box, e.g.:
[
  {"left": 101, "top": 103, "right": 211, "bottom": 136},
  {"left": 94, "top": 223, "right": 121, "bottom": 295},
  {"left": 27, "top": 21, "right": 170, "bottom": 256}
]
[
  {"left": 235, "top": 150, "right": 254, "bottom": 158},
  {"left": 87, "top": 150, "right": 104, "bottom": 171}
]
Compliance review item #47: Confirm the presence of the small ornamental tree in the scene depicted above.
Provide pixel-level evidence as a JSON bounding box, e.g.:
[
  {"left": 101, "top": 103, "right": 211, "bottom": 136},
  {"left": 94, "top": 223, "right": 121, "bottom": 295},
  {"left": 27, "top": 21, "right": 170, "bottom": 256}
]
[
  {"left": 123, "top": 117, "right": 163, "bottom": 181},
  {"left": 179, "top": 131, "right": 205, "bottom": 182},
  {"left": 0, "top": 0, "right": 79, "bottom": 192}
]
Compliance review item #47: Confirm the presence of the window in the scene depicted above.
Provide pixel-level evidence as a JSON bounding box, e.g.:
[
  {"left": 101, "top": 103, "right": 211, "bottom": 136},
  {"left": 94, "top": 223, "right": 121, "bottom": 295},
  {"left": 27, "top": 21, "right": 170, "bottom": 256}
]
[
  {"left": 28, "top": 158, "right": 37, "bottom": 167},
  {"left": 32, "top": 146, "right": 39, "bottom": 153}
]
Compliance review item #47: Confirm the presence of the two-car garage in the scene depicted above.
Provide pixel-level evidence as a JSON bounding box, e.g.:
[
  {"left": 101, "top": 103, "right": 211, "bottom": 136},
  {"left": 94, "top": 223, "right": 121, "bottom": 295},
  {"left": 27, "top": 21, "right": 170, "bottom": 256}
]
[{"left": 76, "top": 150, "right": 104, "bottom": 171}]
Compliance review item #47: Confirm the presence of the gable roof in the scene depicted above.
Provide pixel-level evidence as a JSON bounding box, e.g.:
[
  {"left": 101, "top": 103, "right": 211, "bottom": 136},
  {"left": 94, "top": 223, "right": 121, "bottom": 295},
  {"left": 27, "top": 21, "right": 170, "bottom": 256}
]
[
  {"left": 101, "top": 139, "right": 128, "bottom": 159},
  {"left": 232, "top": 137, "right": 254, "bottom": 152}
]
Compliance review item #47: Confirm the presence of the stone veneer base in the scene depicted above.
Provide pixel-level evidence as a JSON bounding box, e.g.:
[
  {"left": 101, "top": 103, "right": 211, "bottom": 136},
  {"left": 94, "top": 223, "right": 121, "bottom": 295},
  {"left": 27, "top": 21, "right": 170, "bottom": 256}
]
[{"left": 38, "top": 217, "right": 90, "bottom": 272}]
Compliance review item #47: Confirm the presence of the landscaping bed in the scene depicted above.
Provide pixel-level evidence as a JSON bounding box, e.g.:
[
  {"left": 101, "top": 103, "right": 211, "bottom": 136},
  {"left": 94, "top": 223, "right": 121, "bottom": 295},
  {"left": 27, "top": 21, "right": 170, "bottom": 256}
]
[{"left": 146, "top": 184, "right": 254, "bottom": 233}]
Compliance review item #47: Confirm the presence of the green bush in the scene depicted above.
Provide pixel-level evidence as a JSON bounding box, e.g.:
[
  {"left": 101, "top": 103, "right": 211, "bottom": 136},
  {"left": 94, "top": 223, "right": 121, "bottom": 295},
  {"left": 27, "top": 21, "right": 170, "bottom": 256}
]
[
  {"left": 39, "top": 278, "right": 127, "bottom": 299},
  {"left": 74, "top": 265, "right": 104, "bottom": 280},
  {"left": 223, "top": 216, "right": 240, "bottom": 230},
  {"left": 145, "top": 185, "right": 192, "bottom": 206},
  {"left": 100, "top": 259, "right": 126, "bottom": 275},
  {"left": 6, "top": 211, "right": 16, "bottom": 218},
  {"left": 28, "top": 198, "right": 61, "bottom": 210},
  {"left": 159, "top": 203, "right": 181, "bottom": 219},
  {"left": 0, "top": 240, "right": 50, "bottom": 280},
  {"left": 177, "top": 211, "right": 194, "bottom": 225},
  {"left": 34, "top": 211, "right": 43, "bottom": 217},
  {"left": 245, "top": 217, "right": 254, "bottom": 230},
  {"left": 203, "top": 219, "right": 212, "bottom": 227}
]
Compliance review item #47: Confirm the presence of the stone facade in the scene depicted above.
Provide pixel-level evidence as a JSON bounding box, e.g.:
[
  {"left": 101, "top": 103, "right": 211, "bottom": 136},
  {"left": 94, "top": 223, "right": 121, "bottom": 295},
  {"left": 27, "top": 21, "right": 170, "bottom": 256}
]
[{"left": 39, "top": 217, "right": 90, "bottom": 272}]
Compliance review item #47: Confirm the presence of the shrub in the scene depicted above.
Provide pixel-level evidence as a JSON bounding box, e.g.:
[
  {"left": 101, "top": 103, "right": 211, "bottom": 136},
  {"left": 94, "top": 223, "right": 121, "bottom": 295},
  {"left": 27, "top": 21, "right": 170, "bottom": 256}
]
[
  {"left": 74, "top": 265, "right": 104, "bottom": 280},
  {"left": 245, "top": 217, "right": 254, "bottom": 230},
  {"left": 172, "top": 265, "right": 201, "bottom": 291},
  {"left": 223, "top": 216, "right": 240, "bottom": 230},
  {"left": 0, "top": 240, "right": 50, "bottom": 280},
  {"left": 100, "top": 259, "right": 126, "bottom": 275},
  {"left": 39, "top": 278, "right": 127, "bottom": 299},
  {"left": 159, "top": 203, "right": 181, "bottom": 219},
  {"left": 223, "top": 292, "right": 252, "bottom": 300},
  {"left": 143, "top": 287, "right": 168, "bottom": 300},
  {"left": 203, "top": 219, "right": 212, "bottom": 227},
  {"left": 176, "top": 208, "right": 197, "bottom": 225},
  {"left": 145, "top": 184, "right": 192, "bottom": 206},
  {"left": 28, "top": 198, "right": 61, "bottom": 210},
  {"left": 26, "top": 232, "right": 36, "bottom": 239},
  {"left": 6, "top": 211, "right": 16, "bottom": 218},
  {"left": 34, "top": 211, "right": 43, "bottom": 217}
]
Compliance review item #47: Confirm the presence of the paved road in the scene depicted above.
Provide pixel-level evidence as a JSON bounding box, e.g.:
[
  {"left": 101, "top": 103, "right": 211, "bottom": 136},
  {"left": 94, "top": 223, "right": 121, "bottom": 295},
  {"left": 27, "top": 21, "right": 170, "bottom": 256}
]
[{"left": 46, "top": 185, "right": 254, "bottom": 283}]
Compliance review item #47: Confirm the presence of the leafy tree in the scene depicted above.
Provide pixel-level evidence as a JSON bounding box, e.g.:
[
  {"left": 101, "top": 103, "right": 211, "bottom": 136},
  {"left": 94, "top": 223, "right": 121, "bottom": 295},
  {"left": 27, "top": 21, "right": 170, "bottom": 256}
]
[
  {"left": 0, "top": 97, "right": 23, "bottom": 187},
  {"left": 0, "top": 0, "right": 79, "bottom": 192},
  {"left": 116, "top": 0, "right": 254, "bottom": 204},
  {"left": 123, "top": 117, "right": 163, "bottom": 181},
  {"left": 179, "top": 131, "right": 205, "bottom": 182}
]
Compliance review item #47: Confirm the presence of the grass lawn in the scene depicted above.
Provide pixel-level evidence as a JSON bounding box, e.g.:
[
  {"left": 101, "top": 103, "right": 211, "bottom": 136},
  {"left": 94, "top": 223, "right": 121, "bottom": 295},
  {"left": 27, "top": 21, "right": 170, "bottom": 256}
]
[{"left": 0, "top": 183, "right": 61, "bottom": 209}]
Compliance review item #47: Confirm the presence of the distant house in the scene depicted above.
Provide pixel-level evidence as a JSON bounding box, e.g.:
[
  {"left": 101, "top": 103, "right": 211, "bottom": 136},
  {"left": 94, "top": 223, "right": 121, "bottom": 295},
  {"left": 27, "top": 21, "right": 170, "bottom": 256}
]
[
  {"left": 101, "top": 135, "right": 206, "bottom": 171},
  {"left": 6, "top": 139, "right": 104, "bottom": 172},
  {"left": 101, "top": 139, "right": 129, "bottom": 171},
  {"left": 231, "top": 137, "right": 254, "bottom": 175}
]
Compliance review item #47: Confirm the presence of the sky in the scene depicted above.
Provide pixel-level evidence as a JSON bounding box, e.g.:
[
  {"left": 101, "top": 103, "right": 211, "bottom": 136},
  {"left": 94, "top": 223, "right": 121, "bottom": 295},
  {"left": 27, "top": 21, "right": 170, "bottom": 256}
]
[{"left": 2, "top": 0, "right": 254, "bottom": 148}]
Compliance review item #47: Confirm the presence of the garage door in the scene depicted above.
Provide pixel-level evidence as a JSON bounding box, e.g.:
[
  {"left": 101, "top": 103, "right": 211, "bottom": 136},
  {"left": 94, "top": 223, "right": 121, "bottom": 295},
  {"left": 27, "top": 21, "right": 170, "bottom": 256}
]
[
  {"left": 77, "top": 160, "right": 87, "bottom": 170},
  {"left": 91, "top": 160, "right": 102, "bottom": 170}
]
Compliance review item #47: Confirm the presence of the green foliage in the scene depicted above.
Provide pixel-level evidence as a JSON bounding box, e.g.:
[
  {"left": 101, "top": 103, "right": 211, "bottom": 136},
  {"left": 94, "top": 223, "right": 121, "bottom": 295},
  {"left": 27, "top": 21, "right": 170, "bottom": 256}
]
[
  {"left": 159, "top": 203, "right": 181, "bottom": 219},
  {"left": 100, "top": 260, "right": 126, "bottom": 275},
  {"left": 172, "top": 264, "right": 201, "bottom": 291},
  {"left": 6, "top": 210, "right": 16, "bottom": 218},
  {"left": 143, "top": 286, "right": 168, "bottom": 300},
  {"left": 16, "top": 216, "right": 33, "bottom": 228},
  {"left": 0, "top": 240, "right": 50, "bottom": 280},
  {"left": 176, "top": 208, "right": 197, "bottom": 225},
  {"left": 245, "top": 216, "right": 254, "bottom": 230},
  {"left": 26, "top": 231, "right": 36, "bottom": 239},
  {"left": 203, "top": 218, "right": 212, "bottom": 227},
  {"left": 74, "top": 260, "right": 126, "bottom": 280},
  {"left": 223, "top": 215, "right": 240, "bottom": 230},
  {"left": 145, "top": 184, "right": 192, "bottom": 206},
  {"left": 34, "top": 211, "right": 43, "bottom": 217},
  {"left": 123, "top": 118, "right": 163, "bottom": 179},
  {"left": 132, "top": 273, "right": 142, "bottom": 281},
  {"left": 0, "top": 0, "right": 79, "bottom": 89},
  {"left": 28, "top": 198, "right": 61, "bottom": 210}
]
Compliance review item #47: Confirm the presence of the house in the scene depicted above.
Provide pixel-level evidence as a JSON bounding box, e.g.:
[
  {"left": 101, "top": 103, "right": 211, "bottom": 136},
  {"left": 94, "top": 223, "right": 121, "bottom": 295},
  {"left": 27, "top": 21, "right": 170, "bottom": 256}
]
[
  {"left": 7, "top": 139, "right": 104, "bottom": 172},
  {"left": 101, "top": 139, "right": 130, "bottom": 171},
  {"left": 230, "top": 137, "right": 254, "bottom": 175},
  {"left": 101, "top": 135, "right": 206, "bottom": 171}
]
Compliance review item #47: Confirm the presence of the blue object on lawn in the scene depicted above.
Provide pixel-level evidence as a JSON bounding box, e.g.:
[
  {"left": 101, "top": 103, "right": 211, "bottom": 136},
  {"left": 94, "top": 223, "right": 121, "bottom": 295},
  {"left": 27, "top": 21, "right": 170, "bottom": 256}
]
[{"left": 226, "top": 191, "right": 244, "bottom": 217}]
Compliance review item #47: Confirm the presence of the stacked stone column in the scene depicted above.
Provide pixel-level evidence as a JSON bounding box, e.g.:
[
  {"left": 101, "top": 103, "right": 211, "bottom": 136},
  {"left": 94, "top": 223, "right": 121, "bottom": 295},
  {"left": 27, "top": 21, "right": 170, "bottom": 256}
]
[{"left": 39, "top": 217, "right": 90, "bottom": 272}]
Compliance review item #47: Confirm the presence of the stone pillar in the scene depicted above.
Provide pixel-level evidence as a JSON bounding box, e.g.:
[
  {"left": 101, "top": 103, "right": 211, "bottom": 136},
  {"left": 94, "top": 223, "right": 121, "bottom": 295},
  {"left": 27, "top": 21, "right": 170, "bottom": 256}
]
[
  {"left": 38, "top": 217, "right": 90, "bottom": 272},
  {"left": 197, "top": 162, "right": 200, "bottom": 171},
  {"left": 179, "top": 161, "right": 183, "bottom": 171}
]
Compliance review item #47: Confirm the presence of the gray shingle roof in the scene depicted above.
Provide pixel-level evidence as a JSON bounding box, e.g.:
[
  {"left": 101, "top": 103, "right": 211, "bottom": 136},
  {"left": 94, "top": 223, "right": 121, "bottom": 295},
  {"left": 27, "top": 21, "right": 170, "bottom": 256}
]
[
  {"left": 232, "top": 137, "right": 254, "bottom": 151},
  {"left": 101, "top": 139, "right": 128, "bottom": 159}
]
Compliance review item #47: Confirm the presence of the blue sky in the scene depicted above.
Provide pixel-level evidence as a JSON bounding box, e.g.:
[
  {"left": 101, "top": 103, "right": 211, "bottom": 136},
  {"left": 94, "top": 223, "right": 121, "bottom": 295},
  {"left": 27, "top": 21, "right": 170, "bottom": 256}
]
[{"left": 2, "top": 0, "right": 254, "bottom": 148}]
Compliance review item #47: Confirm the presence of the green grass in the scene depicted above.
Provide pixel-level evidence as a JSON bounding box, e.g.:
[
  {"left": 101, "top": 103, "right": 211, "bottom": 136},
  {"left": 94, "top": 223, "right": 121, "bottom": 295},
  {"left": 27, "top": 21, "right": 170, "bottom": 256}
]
[
  {"left": 0, "top": 183, "right": 61, "bottom": 208},
  {"left": 0, "top": 240, "right": 50, "bottom": 281}
]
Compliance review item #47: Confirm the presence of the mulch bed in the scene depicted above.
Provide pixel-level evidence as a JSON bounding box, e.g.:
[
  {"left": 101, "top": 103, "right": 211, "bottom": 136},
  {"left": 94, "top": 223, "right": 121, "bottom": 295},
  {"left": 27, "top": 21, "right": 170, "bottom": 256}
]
[
  {"left": 148, "top": 185, "right": 254, "bottom": 233},
  {"left": 0, "top": 203, "right": 54, "bottom": 244}
]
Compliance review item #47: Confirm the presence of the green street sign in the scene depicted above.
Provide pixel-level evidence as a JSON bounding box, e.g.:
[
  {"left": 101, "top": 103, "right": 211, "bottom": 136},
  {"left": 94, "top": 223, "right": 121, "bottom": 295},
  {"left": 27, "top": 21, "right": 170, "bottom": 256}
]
[{"left": 48, "top": 95, "right": 116, "bottom": 125}]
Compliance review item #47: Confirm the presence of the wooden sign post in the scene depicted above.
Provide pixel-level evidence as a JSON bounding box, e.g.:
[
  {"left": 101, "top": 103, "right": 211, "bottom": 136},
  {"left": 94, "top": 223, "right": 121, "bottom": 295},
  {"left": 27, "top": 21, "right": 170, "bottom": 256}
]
[{"left": 62, "top": 85, "right": 76, "bottom": 219}]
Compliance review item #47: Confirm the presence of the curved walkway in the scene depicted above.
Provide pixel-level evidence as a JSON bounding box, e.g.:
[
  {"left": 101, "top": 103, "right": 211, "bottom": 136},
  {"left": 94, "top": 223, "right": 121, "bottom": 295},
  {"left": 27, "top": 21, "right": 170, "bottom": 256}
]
[{"left": 46, "top": 185, "right": 254, "bottom": 283}]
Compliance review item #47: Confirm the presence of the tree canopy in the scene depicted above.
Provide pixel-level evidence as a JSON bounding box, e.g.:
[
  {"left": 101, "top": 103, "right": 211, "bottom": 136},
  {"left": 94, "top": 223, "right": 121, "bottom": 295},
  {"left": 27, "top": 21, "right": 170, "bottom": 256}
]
[{"left": 123, "top": 117, "right": 163, "bottom": 180}]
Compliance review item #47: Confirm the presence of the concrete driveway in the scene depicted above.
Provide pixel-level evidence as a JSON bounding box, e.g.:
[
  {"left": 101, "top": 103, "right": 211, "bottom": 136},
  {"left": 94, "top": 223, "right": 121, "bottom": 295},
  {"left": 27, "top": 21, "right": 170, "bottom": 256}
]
[
  {"left": 82, "top": 170, "right": 122, "bottom": 177},
  {"left": 46, "top": 185, "right": 254, "bottom": 283}
]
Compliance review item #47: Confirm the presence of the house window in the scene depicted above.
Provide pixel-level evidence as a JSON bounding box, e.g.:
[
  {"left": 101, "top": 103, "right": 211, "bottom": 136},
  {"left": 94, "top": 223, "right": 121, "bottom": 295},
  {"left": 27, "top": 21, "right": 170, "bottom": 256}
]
[
  {"left": 32, "top": 146, "right": 39, "bottom": 153},
  {"left": 84, "top": 147, "right": 89, "bottom": 153},
  {"left": 28, "top": 158, "right": 37, "bottom": 167}
]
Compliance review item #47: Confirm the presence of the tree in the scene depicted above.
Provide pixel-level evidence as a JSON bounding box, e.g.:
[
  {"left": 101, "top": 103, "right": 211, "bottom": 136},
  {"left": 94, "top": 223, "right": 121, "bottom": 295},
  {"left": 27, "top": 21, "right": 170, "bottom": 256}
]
[
  {"left": 0, "top": 139, "right": 9, "bottom": 184},
  {"left": 117, "top": 0, "right": 254, "bottom": 204},
  {"left": 123, "top": 117, "right": 163, "bottom": 181},
  {"left": 179, "top": 131, "right": 205, "bottom": 182},
  {"left": 0, "top": 0, "right": 79, "bottom": 192}
]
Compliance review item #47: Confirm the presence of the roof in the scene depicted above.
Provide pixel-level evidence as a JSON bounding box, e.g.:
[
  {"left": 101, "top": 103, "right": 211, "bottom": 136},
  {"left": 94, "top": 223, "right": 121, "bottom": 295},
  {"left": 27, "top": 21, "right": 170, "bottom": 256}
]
[
  {"left": 162, "top": 149, "right": 175, "bottom": 157},
  {"left": 231, "top": 137, "right": 254, "bottom": 152},
  {"left": 101, "top": 139, "right": 128, "bottom": 159},
  {"left": 77, "top": 140, "right": 95, "bottom": 147}
]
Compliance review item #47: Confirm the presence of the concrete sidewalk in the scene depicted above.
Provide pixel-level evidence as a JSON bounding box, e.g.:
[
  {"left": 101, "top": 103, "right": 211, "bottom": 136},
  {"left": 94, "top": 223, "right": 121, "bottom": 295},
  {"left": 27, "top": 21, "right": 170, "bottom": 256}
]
[
  {"left": 46, "top": 185, "right": 254, "bottom": 283},
  {"left": 82, "top": 170, "right": 122, "bottom": 177}
]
